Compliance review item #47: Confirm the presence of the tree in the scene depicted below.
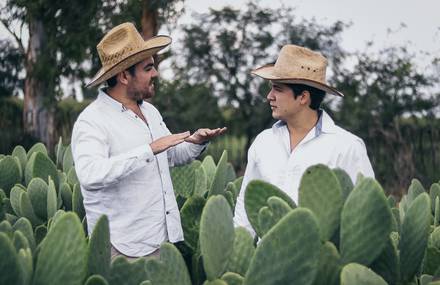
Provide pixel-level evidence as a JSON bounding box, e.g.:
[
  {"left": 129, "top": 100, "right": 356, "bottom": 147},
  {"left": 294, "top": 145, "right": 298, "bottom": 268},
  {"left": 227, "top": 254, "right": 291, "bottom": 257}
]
[
  {"left": 0, "top": 0, "right": 118, "bottom": 149},
  {"left": 174, "top": 1, "right": 347, "bottom": 151},
  {"left": 332, "top": 46, "right": 440, "bottom": 194}
]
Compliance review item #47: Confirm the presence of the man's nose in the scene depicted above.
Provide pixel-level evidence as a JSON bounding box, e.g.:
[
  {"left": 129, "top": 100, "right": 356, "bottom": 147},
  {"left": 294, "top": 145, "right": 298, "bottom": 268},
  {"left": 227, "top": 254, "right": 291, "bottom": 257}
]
[
  {"left": 267, "top": 90, "right": 275, "bottom": 101},
  {"left": 152, "top": 67, "right": 159, "bottom": 77}
]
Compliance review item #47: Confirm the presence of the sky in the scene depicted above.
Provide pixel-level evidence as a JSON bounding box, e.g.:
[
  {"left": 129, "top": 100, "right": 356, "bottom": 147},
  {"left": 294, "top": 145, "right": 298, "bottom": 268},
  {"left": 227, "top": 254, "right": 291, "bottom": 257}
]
[
  {"left": 0, "top": 0, "right": 438, "bottom": 98},
  {"left": 181, "top": 0, "right": 440, "bottom": 68}
]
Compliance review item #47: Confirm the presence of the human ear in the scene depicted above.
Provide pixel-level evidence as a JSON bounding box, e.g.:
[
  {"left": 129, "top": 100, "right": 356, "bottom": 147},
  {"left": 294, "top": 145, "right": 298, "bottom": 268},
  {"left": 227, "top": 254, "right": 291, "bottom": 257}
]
[
  {"left": 118, "top": 71, "right": 130, "bottom": 86},
  {"left": 300, "top": 90, "right": 311, "bottom": 105}
]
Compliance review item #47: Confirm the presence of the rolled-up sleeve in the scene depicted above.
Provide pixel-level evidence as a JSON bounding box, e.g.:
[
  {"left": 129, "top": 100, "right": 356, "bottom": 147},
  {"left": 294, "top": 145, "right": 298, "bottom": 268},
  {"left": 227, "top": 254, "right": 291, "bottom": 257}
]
[{"left": 71, "top": 119, "right": 155, "bottom": 190}]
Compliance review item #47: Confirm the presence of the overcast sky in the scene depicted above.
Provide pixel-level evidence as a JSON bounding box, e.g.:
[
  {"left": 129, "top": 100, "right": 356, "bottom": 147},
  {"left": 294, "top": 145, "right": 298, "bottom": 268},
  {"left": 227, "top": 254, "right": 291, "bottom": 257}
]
[{"left": 182, "top": 0, "right": 440, "bottom": 68}]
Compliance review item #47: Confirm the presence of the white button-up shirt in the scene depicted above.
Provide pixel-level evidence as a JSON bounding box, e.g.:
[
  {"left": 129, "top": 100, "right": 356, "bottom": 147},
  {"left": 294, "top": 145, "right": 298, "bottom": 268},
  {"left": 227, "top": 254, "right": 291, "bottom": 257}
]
[
  {"left": 234, "top": 110, "right": 374, "bottom": 235},
  {"left": 71, "top": 90, "right": 206, "bottom": 257}
]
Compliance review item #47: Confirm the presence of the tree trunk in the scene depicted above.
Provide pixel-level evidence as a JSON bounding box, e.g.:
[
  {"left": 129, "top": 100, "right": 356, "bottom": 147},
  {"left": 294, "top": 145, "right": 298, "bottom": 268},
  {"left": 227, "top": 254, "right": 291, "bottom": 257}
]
[
  {"left": 23, "top": 17, "right": 56, "bottom": 151},
  {"left": 141, "top": 0, "right": 159, "bottom": 40}
]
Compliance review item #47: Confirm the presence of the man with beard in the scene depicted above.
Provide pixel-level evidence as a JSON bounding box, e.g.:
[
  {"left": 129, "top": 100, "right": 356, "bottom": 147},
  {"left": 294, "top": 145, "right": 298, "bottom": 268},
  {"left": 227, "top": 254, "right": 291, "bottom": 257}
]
[{"left": 71, "top": 23, "right": 226, "bottom": 259}]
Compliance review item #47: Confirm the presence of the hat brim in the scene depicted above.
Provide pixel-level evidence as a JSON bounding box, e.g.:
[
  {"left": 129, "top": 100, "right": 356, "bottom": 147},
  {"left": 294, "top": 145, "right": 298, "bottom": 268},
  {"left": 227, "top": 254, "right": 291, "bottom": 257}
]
[
  {"left": 251, "top": 64, "right": 344, "bottom": 97},
  {"left": 86, "top": 35, "right": 172, "bottom": 88}
]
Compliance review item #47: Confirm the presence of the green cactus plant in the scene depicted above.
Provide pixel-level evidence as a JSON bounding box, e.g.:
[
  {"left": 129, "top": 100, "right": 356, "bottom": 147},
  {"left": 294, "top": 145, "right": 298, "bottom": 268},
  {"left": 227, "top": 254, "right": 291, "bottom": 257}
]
[
  {"left": 194, "top": 164, "right": 208, "bottom": 197},
  {"left": 221, "top": 272, "right": 244, "bottom": 285},
  {"left": 12, "top": 217, "right": 36, "bottom": 252},
  {"left": 370, "top": 235, "right": 399, "bottom": 284},
  {"left": 108, "top": 256, "right": 148, "bottom": 285},
  {"left": 88, "top": 215, "right": 111, "bottom": 279},
  {"left": 257, "top": 196, "right": 293, "bottom": 236},
  {"left": 47, "top": 177, "right": 58, "bottom": 219},
  {"left": 340, "top": 178, "right": 393, "bottom": 266},
  {"left": 340, "top": 263, "right": 388, "bottom": 285},
  {"left": 200, "top": 195, "right": 235, "bottom": 280},
  {"left": 85, "top": 274, "right": 110, "bottom": 285},
  {"left": 27, "top": 178, "right": 49, "bottom": 220},
  {"left": 244, "top": 208, "right": 321, "bottom": 285},
  {"left": 26, "top": 143, "right": 48, "bottom": 160},
  {"left": 208, "top": 150, "right": 229, "bottom": 197},
  {"left": 72, "top": 183, "right": 85, "bottom": 220},
  {"left": 12, "top": 145, "right": 27, "bottom": 174},
  {"left": 430, "top": 183, "right": 440, "bottom": 213},
  {"left": 171, "top": 160, "right": 202, "bottom": 198},
  {"left": 62, "top": 145, "right": 74, "bottom": 173},
  {"left": 0, "top": 155, "right": 21, "bottom": 195},
  {"left": 333, "top": 168, "right": 354, "bottom": 201},
  {"left": 0, "top": 232, "right": 21, "bottom": 285},
  {"left": 145, "top": 243, "right": 192, "bottom": 285},
  {"left": 25, "top": 151, "right": 59, "bottom": 190},
  {"left": 202, "top": 155, "right": 217, "bottom": 189},
  {"left": 299, "top": 164, "right": 343, "bottom": 241},
  {"left": 399, "top": 193, "right": 431, "bottom": 283},
  {"left": 407, "top": 179, "right": 426, "bottom": 205},
  {"left": 226, "top": 227, "right": 255, "bottom": 276},
  {"left": 244, "top": 180, "right": 296, "bottom": 238},
  {"left": 17, "top": 247, "right": 33, "bottom": 285},
  {"left": 312, "top": 242, "right": 341, "bottom": 285},
  {"left": 180, "top": 196, "right": 206, "bottom": 251},
  {"left": 33, "top": 212, "right": 88, "bottom": 285}
]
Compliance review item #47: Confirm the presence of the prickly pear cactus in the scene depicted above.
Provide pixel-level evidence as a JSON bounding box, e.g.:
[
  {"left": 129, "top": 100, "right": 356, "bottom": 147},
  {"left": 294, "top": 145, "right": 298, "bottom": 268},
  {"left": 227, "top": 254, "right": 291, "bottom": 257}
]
[
  {"left": 244, "top": 208, "right": 321, "bottom": 285},
  {"left": 25, "top": 152, "right": 59, "bottom": 190},
  {"left": 145, "top": 243, "right": 192, "bottom": 285},
  {"left": 108, "top": 256, "right": 148, "bottom": 285},
  {"left": 200, "top": 195, "right": 235, "bottom": 280},
  {"left": 312, "top": 242, "right": 341, "bottom": 285},
  {"left": 33, "top": 212, "right": 88, "bottom": 285},
  {"left": 399, "top": 193, "right": 431, "bottom": 283},
  {"left": 299, "top": 164, "right": 343, "bottom": 241},
  {"left": 341, "top": 263, "right": 387, "bottom": 285},
  {"left": 244, "top": 180, "right": 296, "bottom": 237},
  {"left": 226, "top": 227, "right": 255, "bottom": 276},
  {"left": 208, "top": 150, "right": 229, "bottom": 197},
  {"left": 0, "top": 156, "right": 21, "bottom": 195},
  {"left": 340, "top": 178, "right": 392, "bottom": 266},
  {"left": 0, "top": 232, "right": 21, "bottom": 285},
  {"left": 171, "top": 160, "right": 202, "bottom": 198},
  {"left": 180, "top": 196, "right": 206, "bottom": 251},
  {"left": 88, "top": 215, "right": 111, "bottom": 279}
]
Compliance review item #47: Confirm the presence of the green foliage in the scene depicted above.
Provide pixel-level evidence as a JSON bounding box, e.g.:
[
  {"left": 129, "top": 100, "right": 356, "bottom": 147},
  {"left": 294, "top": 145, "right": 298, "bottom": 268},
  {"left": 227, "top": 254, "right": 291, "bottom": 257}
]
[
  {"left": 33, "top": 212, "right": 88, "bottom": 285},
  {"left": 88, "top": 215, "right": 111, "bottom": 279},
  {"left": 0, "top": 155, "right": 21, "bottom": 195},
  {"left": 244, "top": 208, "right": 321, "bottom": 285},
  {"left": 244, "top": 180, "right": 296, "bottom": 237},
  {"left": 340, "top": 178, "right": 392, "bottom": 266},
  {"left": 299, "top": 164, "right": 343, "bottom": 241},
  {"left": 200, "top": 195, "right": 235, "bottom": 280},
  {"left": 340, "top": 263, "right": 387, "bottom": 285}
]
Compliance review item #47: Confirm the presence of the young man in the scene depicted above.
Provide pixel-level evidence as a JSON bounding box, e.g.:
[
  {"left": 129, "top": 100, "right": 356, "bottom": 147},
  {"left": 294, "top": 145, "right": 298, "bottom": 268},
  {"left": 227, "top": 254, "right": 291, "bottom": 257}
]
[
  {"left": 71, "top": 23, "right": 226, "bottom": 258},
  {"left": 234, "top": 44, "right": 374, "bottom": 236}
]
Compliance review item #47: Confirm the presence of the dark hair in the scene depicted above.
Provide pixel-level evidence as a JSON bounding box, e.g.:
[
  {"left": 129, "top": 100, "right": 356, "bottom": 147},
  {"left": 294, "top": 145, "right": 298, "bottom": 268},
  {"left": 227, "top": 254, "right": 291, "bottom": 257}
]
[
  {"left": 106, "top": 64, "right": 137, "bottom": 88},
  {"left": 287, "top": 84, "right": 326, "bottom": 110}
]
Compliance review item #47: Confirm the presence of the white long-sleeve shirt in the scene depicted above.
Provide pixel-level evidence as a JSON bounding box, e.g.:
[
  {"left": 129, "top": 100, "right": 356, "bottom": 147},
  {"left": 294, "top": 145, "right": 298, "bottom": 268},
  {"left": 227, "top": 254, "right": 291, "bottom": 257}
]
[
  {"left": 71, "top": 90, "right": 206, "bottom": 256},
  {"left": 234, "top": 110, "right": 374, "bottom": 236}
]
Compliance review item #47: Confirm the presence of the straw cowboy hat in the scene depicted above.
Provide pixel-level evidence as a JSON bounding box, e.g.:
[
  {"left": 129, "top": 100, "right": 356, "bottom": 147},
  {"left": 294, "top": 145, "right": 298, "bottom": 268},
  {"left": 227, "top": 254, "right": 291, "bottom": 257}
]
[
  {"left": 251, "top": 45, "right": 344, "bottom": 97},
  {"left": 86, "top": 22, "right": 171, "bottom": 88}
]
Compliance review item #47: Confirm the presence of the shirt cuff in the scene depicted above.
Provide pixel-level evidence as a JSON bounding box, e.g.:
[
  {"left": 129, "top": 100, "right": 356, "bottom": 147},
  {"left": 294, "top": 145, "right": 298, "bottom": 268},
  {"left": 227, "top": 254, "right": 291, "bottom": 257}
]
[{"left": 187, "top": 141, "right": 209, "bottom": 155}]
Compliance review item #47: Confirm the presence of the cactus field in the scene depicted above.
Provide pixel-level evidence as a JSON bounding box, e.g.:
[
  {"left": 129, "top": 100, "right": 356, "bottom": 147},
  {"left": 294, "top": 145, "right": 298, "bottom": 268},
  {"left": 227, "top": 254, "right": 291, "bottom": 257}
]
[{"left": 1, "top": 141, "right": 440, "bottom": 284}]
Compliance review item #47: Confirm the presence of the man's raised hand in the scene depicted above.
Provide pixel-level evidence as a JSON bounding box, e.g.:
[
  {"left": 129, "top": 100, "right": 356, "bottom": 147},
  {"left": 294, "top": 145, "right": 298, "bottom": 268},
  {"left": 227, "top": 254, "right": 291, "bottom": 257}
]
[{"left": 185, "top": 127, "right": 227, "bottom": 144}]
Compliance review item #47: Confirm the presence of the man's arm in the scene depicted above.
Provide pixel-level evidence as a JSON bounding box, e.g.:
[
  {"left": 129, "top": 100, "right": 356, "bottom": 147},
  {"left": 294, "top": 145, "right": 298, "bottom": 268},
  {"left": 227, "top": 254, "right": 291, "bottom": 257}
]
[
  {"left": 339, "top": 138, "right": 375, "bottom": 184},
  {"left": 72, "top": 119, "right": 189, "bottom": 190}
]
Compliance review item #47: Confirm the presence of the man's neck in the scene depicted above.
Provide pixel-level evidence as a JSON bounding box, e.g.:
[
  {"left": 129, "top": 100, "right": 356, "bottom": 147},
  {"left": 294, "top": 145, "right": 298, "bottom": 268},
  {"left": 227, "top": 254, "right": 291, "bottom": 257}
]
[
  {"left": 285, "top": 109, "right": 319, "bottom": 136},
  {"left": 106, "top": 87, "right": 139, "bottom": 111},
  {"left": 285, "top": 109, "right": 319, "bottom": 151}
]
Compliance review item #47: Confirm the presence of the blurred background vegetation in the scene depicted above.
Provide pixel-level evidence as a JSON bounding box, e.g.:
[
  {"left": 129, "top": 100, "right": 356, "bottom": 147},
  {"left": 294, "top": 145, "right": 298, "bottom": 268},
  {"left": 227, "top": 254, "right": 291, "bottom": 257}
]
[{"left": 0, "top": 0, "right": 439, "bottom": 196}]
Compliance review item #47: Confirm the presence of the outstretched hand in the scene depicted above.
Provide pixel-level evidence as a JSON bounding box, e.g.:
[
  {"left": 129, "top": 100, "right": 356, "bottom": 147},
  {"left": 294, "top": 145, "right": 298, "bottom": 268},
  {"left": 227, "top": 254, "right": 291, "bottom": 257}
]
[{"left": 185, "top": 127, "right": 227, "bottom": 144}]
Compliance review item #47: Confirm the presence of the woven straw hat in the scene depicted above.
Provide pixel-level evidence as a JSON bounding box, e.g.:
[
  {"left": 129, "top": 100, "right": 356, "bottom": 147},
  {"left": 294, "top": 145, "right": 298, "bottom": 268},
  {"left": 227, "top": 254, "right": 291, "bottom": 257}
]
[
  {"left": 86, "top": 22, "right": 171, "bottom": 88},
  {"left": 251, "top": 45, "right": 343, "bottom": 97}
]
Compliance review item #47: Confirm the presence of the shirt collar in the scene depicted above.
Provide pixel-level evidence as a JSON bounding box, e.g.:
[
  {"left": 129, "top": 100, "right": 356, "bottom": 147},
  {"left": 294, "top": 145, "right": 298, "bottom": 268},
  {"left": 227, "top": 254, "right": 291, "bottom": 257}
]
[
  {"left": 98, "top": 88, "right": 146, "bottom": 113},
  {"left": 272, "top": 109, "right": 337, "bottom": 137}
]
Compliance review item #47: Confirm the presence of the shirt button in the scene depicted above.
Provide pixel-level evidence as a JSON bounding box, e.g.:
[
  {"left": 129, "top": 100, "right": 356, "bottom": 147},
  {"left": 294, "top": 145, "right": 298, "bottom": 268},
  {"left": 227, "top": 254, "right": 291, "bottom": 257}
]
[
  {"left": 166, "top": 211, "right": 170, "bottom": 215},
  {"left": 146, "top": 158, "right": 152, "bottom": 163}
]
